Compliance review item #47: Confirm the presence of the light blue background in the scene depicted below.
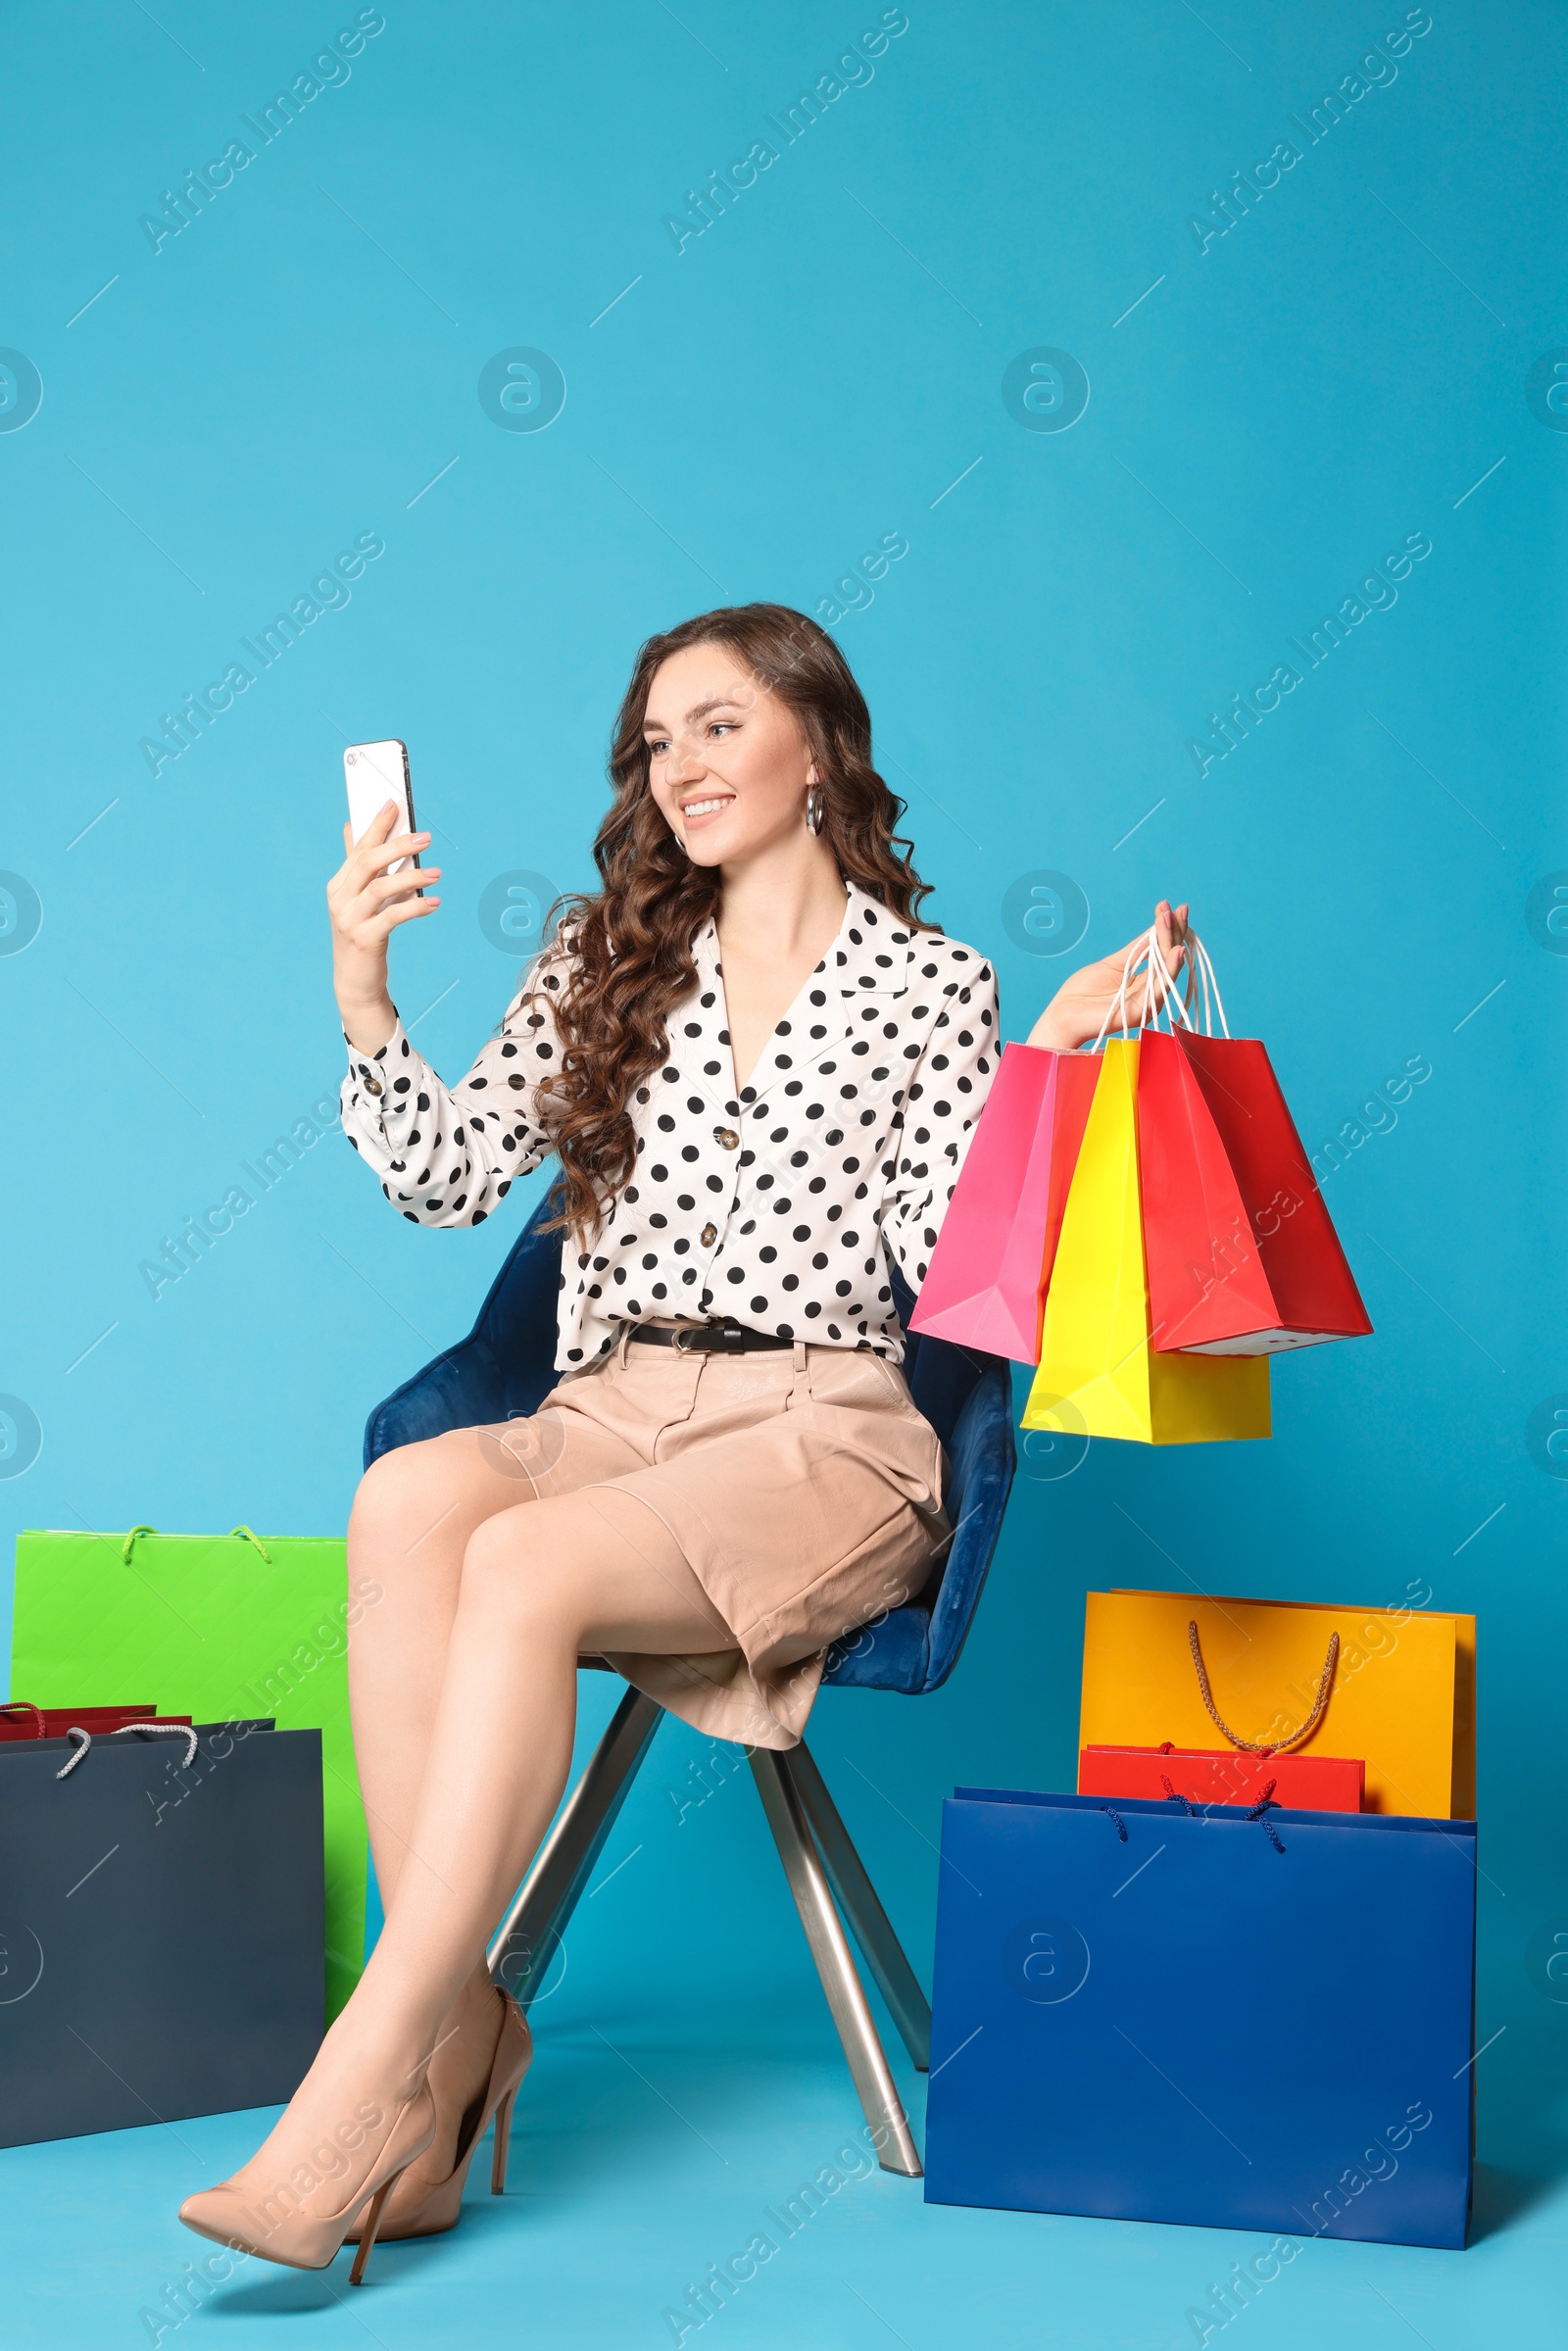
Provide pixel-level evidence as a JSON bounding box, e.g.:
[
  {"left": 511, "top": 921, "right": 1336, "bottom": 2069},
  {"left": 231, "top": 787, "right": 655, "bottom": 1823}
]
[{"left": 1, "top": 3, "right": 1562, "bottom": 2344}]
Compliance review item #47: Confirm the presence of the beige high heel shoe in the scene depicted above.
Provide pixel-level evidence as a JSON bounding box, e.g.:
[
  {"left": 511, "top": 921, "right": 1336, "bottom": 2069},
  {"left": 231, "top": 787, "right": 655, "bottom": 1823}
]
[
  {"left": 348, "top": 1987, "right": 533, "bottom": 2241},
  {"left": 178, "top": 2080, "right": 436, "bottom": 2285}
]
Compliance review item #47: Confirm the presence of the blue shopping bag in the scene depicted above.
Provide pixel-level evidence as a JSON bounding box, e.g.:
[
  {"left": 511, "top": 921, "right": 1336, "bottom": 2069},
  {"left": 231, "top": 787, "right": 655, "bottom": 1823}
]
[{"left": 925, "top": 1788, "right": 1474, "bottom": 2249}]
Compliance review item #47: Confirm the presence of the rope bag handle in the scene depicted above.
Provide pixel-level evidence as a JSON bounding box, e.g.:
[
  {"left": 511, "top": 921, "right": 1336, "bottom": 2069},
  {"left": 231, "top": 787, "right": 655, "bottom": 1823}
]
[
  {"left": 1089, "top": 923, "right": 1200, "bottom": 1053},
  {"left": 1187, "top": 1618, "right": 1339, "bottom": 1756},
  {"left": 121, "top": 1524, "right": 272, "bottom": 1565},
  {"left": 57, "top": 1720, "right": 201, "bottom": 1781}
]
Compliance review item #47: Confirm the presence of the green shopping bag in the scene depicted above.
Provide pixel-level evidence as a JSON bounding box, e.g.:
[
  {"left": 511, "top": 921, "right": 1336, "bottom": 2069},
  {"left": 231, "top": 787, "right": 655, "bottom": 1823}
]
[{"left": 10, "top": 1524, "right": 375, "bottom": 2022}]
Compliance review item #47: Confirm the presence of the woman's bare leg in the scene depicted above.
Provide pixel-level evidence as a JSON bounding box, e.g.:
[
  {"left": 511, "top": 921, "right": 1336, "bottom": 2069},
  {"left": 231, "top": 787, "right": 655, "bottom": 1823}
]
[
  {"left": 345, "top": 1429, "right": 544, "bottom": 2177},
  {"left": 220, "top": 1482, "right": 725, "bottom": 2216},
  {"left": 347, "top": 1429, "right": 540, "bottom": 1905}
]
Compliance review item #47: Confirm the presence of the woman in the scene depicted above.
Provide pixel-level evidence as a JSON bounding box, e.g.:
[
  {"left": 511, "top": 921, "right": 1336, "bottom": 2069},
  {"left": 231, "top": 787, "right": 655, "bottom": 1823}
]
[{"left": 179, "top": 603, "right": 1189, "bottom": 2278}]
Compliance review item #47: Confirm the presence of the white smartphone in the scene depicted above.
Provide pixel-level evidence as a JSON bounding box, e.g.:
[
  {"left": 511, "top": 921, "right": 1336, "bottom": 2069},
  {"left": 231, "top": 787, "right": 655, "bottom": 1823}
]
[{"left": 345, "top": 739, "right": 420, "bottom": 884}]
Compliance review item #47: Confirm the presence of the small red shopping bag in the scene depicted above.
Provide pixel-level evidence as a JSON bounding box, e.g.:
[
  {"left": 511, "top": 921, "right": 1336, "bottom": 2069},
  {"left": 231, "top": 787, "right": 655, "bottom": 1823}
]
[
  {"left": 910, "top": 1041, "right": 1099, "bottom": 1362},
  {"left": 1078, "top": 1743, "right": 1364, "bottom": 1812},
  {"left": 0, "top": 1702, "right": 165, "bottom": 1739},
  {"left": 1138, "top": 943, "right": 1373, "bottom": 1354}
]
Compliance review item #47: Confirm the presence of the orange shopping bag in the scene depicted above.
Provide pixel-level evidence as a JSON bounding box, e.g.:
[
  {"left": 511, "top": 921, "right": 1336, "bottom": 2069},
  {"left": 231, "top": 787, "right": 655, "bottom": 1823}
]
[{"left": 1078, "top": 1588, "right": 1475, "bottom": 1818}]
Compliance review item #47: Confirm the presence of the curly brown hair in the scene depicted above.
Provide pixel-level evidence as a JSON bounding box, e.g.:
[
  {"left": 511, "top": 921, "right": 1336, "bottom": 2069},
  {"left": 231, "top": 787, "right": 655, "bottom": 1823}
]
[{"left": 527, "top": 603, "right": 937, "bottom": 1247}]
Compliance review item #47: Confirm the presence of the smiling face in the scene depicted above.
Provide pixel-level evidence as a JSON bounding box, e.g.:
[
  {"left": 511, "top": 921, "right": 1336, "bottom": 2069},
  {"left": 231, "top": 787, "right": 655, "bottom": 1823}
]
[{"left": 643, "top": 641, "right": 819, "bottom": 868}]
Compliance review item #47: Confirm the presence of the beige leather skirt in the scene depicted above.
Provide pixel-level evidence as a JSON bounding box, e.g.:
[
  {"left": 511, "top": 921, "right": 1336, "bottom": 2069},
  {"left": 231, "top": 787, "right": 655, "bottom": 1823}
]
[{"left": 497, "top": 1322, "right": 952, "bottom": 1748}]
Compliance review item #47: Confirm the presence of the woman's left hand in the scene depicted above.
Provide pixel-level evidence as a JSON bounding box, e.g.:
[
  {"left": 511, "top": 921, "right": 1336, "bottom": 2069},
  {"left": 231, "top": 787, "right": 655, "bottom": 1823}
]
[{"left": 1025, "top": 900, "right": 1192, "bottom": 1053}]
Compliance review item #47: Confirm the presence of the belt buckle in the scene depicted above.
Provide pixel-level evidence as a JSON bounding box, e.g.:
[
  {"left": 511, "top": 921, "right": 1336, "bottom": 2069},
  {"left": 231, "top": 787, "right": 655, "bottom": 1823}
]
[{"left": 671, "top": 1327, "right": 697, "bottom": 1354}]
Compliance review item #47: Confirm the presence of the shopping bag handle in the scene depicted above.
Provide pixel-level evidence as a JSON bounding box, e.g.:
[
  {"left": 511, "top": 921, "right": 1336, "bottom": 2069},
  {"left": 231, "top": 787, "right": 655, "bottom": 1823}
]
[
  {"left": 1187, "top": 1619, "right": 1339, "bottom": 1755},
  {"left": 1187, "top": 935, "right": 1232, "bottom": 1041},
  {"left": 1248, "top": 1781, "right": 1287, "bottom": 1853},
  {"left": 1156, "top": 1766, "right": 1287, "bottom": 1847},
  {"left": 1087, "top": 926, "right": 1238, "bottom": 1054},
  {"left": 1089, "top": 924, "right": 1199, "bottom": 1053},
  {"left": 56, "top": 1721, "right": 201, "bottom": 1780},
  {"left": 121, "top": 1524, "right": 273, "bottom": 1565},
  {"left": 0, "top": 1700, "right": 46, "bottom": 1737}
]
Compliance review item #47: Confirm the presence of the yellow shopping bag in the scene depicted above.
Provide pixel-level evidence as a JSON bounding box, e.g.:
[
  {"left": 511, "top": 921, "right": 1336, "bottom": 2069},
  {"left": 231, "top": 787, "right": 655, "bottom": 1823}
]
[
  {"left": 1022, "top": 1040, "right": 1270, "bottom": 1445},
  {"left": 1078, "top": 1588, "right": 1476, "bottom": 1818}
]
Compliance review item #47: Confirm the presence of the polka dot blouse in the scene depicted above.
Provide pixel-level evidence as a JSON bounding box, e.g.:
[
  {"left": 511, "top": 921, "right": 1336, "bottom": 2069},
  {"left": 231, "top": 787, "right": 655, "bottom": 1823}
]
[{"left": 340, "top": 879, "right": 1000, "bottom": 1373}]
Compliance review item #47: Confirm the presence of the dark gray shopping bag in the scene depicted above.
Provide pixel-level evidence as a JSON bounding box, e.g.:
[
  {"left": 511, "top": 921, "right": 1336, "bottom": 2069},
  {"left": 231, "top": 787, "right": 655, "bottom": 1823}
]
[{"left": 0, "top": 1722, "right": 323, "bottom": 2147}]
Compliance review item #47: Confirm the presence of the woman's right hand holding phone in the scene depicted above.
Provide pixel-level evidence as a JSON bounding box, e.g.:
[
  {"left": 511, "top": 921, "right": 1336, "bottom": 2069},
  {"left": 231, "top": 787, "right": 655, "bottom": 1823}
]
[{"left": 327, "top": 799, "right": 441, "bottom": 1055}]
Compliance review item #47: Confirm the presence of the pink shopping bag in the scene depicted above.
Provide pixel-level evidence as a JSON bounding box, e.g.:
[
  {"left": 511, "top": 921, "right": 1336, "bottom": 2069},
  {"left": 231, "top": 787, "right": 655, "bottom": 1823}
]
[{"left": 909, "top": 1041, "right": 1099, "bottom": 1362}]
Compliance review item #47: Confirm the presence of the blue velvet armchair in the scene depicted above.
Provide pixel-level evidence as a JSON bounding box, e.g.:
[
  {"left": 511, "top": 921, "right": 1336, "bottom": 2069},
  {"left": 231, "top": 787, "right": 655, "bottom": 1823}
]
[{"left": 365, "top": 1183, "right": 1016, "bottom": 2174}]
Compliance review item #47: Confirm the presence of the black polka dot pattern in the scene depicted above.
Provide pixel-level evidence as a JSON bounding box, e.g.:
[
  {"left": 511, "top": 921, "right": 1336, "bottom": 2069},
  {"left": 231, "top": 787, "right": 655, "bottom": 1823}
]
[{"left": 339, "top": 882, "right": 1000, "bottom": 1373}]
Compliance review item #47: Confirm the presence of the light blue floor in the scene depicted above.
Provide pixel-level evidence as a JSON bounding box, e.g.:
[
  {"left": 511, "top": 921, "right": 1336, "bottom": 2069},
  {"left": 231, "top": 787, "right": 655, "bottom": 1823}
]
[
  {"left": 5, "top": 1686, "right": 1561, "bottom": 2350},
  {"left": 4, "top": 1981, "right": 1561, "bottom": 2351}
]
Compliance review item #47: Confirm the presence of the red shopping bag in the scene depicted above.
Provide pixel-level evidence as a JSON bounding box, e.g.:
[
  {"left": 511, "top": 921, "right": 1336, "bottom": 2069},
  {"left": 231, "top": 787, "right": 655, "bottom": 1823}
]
[
  {"left": 1078, "top": 1742, "right": 1364, "bottom": 1812},
  {"left": 1138, "top": 943, "right": 1373, "bottom": 1355},
  {"left": 910, "top": 1042, "right": 1099, "bottom": 1362},
  {"left": 0, "top": 1702, "right": 169, "bottom": 1739}
]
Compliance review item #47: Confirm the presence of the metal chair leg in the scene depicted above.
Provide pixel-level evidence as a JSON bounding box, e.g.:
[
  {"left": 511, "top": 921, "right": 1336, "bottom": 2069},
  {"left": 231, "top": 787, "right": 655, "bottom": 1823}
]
[
  {"left": 750, "top": 1748, "right": 923, "bottom": 2179},
  {"left": 785, "top": 1741, "right": 931, "bottom": 2072},
  {"left": 487, "top": 1687, "right": 663, "bottom": 2009}
]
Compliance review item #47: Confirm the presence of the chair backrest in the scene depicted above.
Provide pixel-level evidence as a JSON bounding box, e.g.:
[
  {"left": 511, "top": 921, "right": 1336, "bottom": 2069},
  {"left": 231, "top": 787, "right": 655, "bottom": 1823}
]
[
  {"left": 365, "top": 1185, "right": 1017, "bottom": 1695},
  {"left": 363, "top": 1190, "right": 567, "bottom": 1459}
]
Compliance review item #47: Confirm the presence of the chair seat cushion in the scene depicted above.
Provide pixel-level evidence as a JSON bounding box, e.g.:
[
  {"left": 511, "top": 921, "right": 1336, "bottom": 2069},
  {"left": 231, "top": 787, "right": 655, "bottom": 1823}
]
[{"left": 822, "top": 1604, "right": 933, "bottom": 1692}]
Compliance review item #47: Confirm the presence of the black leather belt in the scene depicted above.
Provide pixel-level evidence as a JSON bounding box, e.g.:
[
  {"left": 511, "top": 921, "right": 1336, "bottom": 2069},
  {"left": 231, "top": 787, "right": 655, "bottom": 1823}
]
[{"left": 628, "top": 1320, "right": 793, "bottom": 1354}]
